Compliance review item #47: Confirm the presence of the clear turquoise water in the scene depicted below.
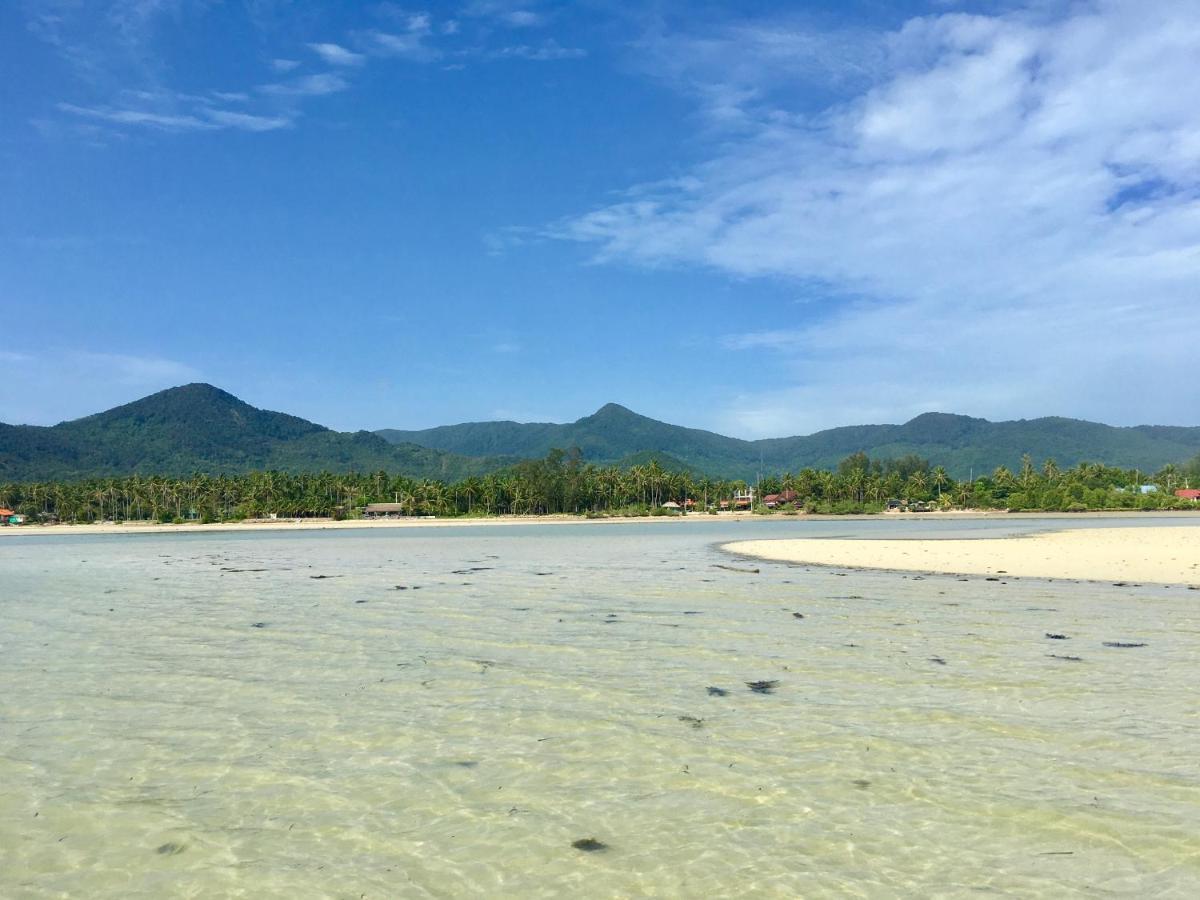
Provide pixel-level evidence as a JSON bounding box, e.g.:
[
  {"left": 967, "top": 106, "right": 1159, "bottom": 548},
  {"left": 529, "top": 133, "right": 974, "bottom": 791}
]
[{"left": 2, "top": 517, "right": 1198, "bottom": 897}]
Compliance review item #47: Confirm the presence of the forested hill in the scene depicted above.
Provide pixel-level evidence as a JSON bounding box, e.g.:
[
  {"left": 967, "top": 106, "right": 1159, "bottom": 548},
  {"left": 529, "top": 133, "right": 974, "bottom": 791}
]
[
  {"left": 0, "top": 384, "right": 506, "bottom": 482},
  {"left": 4, "top": 385, "right": 1197, "bottom": 483},
  {"left": 379, "top": 405, "right": 1200, "bottom": 479}
]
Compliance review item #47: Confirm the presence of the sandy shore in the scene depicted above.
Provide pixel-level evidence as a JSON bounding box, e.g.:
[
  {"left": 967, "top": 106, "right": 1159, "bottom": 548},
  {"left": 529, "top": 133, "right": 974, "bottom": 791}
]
[
  {"left": 1, "top": 509, "right": 1195, "bottom": 539},
  {"left": 0, "top": 513, "right": 769, "bottom": 537},
  {"left": 726, "top": 526, "right": 1200, "bottom": 586}
]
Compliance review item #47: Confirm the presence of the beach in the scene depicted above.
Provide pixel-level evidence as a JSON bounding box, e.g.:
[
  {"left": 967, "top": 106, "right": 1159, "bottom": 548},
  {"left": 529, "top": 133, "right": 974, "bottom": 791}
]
[
  {"left": 726, "top": 525, "right": 1200, "bottom": 586},
  {"left": 3, "top": 517, "right": 1200, "bottom": 895},
  {"left": 2, "top": 508, "right": 1194, "bottom": 539}
]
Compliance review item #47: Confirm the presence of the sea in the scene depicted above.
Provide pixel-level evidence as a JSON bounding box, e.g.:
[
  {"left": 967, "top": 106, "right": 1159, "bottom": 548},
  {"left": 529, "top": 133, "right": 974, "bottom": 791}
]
[{"left": 2, "top": 516, "right": 1198, "bottom": 898}]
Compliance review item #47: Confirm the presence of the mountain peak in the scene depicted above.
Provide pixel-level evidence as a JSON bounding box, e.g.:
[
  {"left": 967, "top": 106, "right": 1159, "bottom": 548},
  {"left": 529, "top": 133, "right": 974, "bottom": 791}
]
[{"left": 590, "top": 402, "right": 639, "bottom": 419}]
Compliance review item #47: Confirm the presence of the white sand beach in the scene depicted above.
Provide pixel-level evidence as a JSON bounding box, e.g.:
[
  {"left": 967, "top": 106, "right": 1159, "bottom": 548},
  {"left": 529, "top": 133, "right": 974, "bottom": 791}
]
[{"left": 726, "top": 526, "right": 1200, "bottom": 585}]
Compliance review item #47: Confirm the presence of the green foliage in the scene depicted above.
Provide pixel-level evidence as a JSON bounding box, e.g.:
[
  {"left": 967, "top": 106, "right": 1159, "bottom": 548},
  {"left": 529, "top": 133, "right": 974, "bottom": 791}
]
[{"left": 0, "top": 384, "right": 508, "bottom": 483}]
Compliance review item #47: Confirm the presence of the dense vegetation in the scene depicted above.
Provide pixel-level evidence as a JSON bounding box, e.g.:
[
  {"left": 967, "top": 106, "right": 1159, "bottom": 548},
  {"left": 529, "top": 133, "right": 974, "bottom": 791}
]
[
  {"left": 380, "top": 405, "right": 1200, "bottom": 479},
  {"left": 0, "top": 384, "right": 510, "bottom": 482},
  {"left": 4, "top": 384, "right": 1198, "bottom": 485},
  {"left": 3, "top": 449, "right": 1197, "bottom": 524}
]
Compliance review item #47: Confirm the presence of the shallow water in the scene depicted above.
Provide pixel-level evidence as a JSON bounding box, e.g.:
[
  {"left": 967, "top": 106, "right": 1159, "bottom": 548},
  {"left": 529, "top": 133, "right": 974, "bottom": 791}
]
[{"left": 2, "top": 517, "right": 1199, "bottom": 898}]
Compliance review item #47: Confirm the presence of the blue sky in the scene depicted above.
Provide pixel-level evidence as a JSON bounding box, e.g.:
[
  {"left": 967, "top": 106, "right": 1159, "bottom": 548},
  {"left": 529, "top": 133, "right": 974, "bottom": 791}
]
[{"left": 3, "top": 0, "right": 1198, "bottom": 436}]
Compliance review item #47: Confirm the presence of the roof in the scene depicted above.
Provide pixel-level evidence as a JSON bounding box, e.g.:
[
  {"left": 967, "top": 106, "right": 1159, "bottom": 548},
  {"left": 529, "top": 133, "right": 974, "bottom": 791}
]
[
  {"left": 1175, "top": 489, "right": 1200, "bottom": 499},
  {"left": 363, "top": 503, "right": 408, "bottom": 512},
  {"left": 0, "top": 508, "right": 14, "bottom": 516}
]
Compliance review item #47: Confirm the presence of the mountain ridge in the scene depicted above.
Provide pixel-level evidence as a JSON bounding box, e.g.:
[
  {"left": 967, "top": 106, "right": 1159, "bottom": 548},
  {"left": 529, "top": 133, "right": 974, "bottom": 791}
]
[{"left": 2, "top": 384, "right": 1197, "bottom": 482}]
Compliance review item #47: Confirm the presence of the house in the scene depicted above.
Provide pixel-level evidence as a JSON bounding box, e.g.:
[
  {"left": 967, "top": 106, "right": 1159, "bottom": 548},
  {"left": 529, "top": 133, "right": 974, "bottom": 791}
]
[
  {"left": 0, "top": 507, "right": 14, "bottom": 526},
  {"left": 363, "top": 502, "right": 408, "bottom": 517},
  {"left": 762, "top": 490, "right": 798, "bottom": 508},
  {"left": 1175, "top": 489, "right": 1200, "bottom": 501},
  {"left": 661, "top": 501, "right": 681, "bottom": 509}
]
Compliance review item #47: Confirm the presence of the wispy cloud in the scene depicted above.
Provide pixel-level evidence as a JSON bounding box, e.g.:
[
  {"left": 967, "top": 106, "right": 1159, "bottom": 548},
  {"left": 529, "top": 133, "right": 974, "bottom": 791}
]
[
  {"left": 557, "top": 1, "right": 1200, "bottom": 434},
  {"left": 308, "top": 42, "right": 366, "bottom": 66},
  {"left": 271, "top": 57, "right": 300, "bottom": 73},
  {"left": 491, "top": 39, "right": 585, "bottom": 61},
  {"left": 58, "top": 101, "right": 293, "bottom": 133},
  {"left": 258, "top": 72, "right": 349, "bottom": 97}
]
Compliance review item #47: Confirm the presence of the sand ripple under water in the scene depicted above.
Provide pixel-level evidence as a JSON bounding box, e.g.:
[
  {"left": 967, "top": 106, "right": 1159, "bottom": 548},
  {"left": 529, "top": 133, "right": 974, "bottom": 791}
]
[{"left": 1, "top": 518, "right": 1198, "bottom": 897}]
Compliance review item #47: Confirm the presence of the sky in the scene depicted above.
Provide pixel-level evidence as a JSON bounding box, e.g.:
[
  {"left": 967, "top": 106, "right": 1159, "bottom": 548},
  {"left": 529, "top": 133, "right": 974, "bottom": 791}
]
[{"left": 3, "top": 0, "right": 1198, "bottom": 437}]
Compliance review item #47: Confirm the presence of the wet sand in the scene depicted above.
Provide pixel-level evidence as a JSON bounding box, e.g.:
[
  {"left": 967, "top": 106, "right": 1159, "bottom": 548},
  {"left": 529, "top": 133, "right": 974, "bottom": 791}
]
[
  {"left": 726, "top": 526, "right": 1200, "bottom": 586},
  {"left": 4, "top": 509, "right": 1193, "bottom": 539}
]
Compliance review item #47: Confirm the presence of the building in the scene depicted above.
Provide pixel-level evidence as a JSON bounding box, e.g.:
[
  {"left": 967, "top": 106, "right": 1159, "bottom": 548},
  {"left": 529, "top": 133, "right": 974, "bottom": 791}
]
[
  {"left": 362, "top": 502, "right": 409, "bottom": 517},
  {"left": 1175, "top": 489, "right": 1200, "bottom": 501}
]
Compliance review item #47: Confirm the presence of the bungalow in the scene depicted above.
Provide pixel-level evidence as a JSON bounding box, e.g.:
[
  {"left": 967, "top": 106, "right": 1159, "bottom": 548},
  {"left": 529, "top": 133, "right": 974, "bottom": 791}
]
[
  {"left": 1175, "top": 489, "right": 1200, "bottom": 501},
  {"left": 362, "top": 502, "right": 408, "bottom": 517},
  {"left": 0, "top": 507, "right": 12, "bottom": 525},
  {"left": 762, "top": 490, "right": 798, "bottom": 509}
]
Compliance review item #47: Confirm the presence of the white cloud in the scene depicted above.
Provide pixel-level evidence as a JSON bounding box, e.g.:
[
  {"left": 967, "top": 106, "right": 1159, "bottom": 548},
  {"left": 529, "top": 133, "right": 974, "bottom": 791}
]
[
  {"left": 204, "top": 108, "right": 293, "bottom": 131},
  {"left": 259, "top": 72, "right": 349, "bottom": 97},
  {"left": 57, "top": 102, "right": 212, "bottom": 131},
  {"left": 557, "top": 0, "right": 1200, "bottom": 433},
  {"left": 308, "top": 42, "right": 365, "bottom": 66},
  {"left": 271, "top": 58, "right": 300, "bottom": 72},
  {"left": 58, "top": 101, "right": 294, "bottom": 133},
  {"left": 492, "top": 39, "right": 585, "bottom": 61}
]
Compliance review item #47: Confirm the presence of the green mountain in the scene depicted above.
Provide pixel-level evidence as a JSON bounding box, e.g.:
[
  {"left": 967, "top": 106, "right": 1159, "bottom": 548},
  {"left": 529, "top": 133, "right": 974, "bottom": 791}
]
[
  {"left": 4, "top": 385, "right": 1196, "bottom": 483},
  {"left": 0, "top": 384, "right": 505, "bottom": 482},
  {"left": 379, "top": 406, "right": 1200, "bottom": 479}
]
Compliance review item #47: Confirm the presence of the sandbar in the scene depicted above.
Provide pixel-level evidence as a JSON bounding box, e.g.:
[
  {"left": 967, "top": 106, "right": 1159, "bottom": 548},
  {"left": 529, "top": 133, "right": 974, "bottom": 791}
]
[{"left": 726, "top": 526, "right": 1200, "bottom": 586}]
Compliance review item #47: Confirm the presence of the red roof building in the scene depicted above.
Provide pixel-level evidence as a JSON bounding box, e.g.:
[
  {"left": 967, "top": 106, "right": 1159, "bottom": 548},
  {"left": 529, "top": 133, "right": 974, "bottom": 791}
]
[{"left": 1175, "top": 489, "right": 1200, "bottom": 500}]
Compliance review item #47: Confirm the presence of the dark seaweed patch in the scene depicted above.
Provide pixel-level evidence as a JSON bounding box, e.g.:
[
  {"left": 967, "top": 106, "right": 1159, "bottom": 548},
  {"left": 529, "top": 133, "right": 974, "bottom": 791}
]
[
  {"left": 746, "top": 680, "right": 779, "bottom": 694},
  {"left": 1047, "top": 654, "right": 1083, "bottom": 662},
  {"left": 572, "top": 838, "right": 608, "bottom": 852},
  {"left": 678, "top": 716, "right": 704, "bottom": 729},
  {"left": 1045, "top": 633, "right": 1069, "bottom": 640},
  {"left": 706, "top": 686, "right": 728, "bottom": 696},
  {"left": 155, "top": 842, "right": 185, "bottom": 856},
  {"left": 792, "top": 612, "right": 805, "bottom": 619},
  {"left": 1102, "top": 641, "right": 1147, "bottom": 648}
]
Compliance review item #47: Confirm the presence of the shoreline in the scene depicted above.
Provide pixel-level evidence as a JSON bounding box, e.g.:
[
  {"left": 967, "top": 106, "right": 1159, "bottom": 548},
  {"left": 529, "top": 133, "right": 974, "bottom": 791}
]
[
  {"left": 725, "top": 525, "right": 1200, "bottom": 586},
  {"left": 0, "top": 508, "right": 1196, "bottom": 538}
]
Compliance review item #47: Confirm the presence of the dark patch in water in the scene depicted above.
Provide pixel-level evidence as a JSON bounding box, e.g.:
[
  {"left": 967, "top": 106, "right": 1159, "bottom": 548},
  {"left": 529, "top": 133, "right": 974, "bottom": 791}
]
[
  {"left": 1047, "top": 654, "right": 1083, "bottom": 662},
  {"left": 747, "top": 680, "right": 779, "bottom": 694},
  {"left": 155, "top": 842, "right": 185, "bottom": 856},
  {"left": 1045, "top": 633, "right": 1068, "bottom": 640},
  {"left": 309, "top": 575, "right": 342, "bottom": 580},
  {"left": 1103, "top": 641, "right": 1147, "bottom": 648},
  {"left": 452, "top": 567, "right": 493, "bottom": 575},
  {"left": 250, "top": 622, "right": 267, "bottom": 629},
  {"left": 852, "top": 779, "right": 871, "bottom": 789},
  {"left": 714, "top": 564, "right": 759, "bottom": 574},
  {"left": 792, "top": 612, "right": 805, "bottom": 619},
  {"left": 706, "top": 686, "right": 728, "bottom": 696},
  {"left": 928, "top": 657, "right": 947, "bottom": 666},
  {"left": 678, "top": 716, "right": 704, "bottom": 729},
  {"left": 454, "top": 761, "right": 478, "bottom": 768},
  {"left": 572, "top": 838, "right": 608, "bottom": 852}
]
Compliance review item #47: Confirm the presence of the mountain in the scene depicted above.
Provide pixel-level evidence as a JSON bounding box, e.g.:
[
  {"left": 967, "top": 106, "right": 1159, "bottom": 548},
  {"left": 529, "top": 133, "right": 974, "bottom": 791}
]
[
  {"left": 0, "top": 384, "right": 507, "bottom": 482},
  {"left": 4, "top": 385, "right": 1197, "bottom": 483},
  {"left": 379, "top": 406, "right": 1200, "bottom": 479}
]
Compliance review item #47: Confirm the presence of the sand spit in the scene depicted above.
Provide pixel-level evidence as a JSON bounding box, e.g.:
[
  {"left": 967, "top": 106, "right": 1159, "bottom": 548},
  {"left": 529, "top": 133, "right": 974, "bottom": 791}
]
[{"left": 726, "top": 526, "right": 1200, "bottom": 586}]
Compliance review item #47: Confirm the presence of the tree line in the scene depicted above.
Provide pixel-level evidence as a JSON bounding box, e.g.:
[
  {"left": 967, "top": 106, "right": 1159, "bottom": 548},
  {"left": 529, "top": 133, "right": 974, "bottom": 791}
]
[{"left": 2, "top": 448, "right": 1198, "bottom": 523}]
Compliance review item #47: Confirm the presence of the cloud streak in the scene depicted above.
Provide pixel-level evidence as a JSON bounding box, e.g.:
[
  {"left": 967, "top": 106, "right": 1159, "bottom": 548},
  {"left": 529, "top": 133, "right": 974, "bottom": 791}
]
[{"left": 556, "top": 0, "right": 1200, "bottom": 434}]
